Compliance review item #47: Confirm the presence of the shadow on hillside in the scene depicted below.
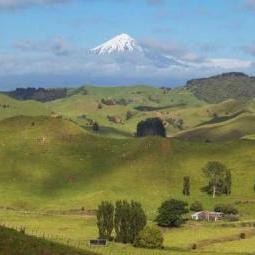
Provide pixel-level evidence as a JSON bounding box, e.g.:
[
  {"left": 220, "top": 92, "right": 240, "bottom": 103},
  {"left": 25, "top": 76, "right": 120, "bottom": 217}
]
[{"left": 82, "top": 125, "right": 133, "bottom": 138}]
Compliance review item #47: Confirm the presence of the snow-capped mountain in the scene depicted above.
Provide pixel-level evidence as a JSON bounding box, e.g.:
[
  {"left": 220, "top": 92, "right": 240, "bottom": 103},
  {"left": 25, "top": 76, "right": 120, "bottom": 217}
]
[
  {"left": 89, "top": 33, "right": 187, "bottom": 69},
  {"left": 89, "top": 33, "right": 143, "bottom": 55}
]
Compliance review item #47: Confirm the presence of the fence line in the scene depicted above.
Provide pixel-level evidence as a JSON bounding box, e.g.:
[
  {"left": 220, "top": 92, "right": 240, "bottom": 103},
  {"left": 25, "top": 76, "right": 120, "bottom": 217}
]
[{"left": 0, "top": 222, "right": 173, "bottom": 255}]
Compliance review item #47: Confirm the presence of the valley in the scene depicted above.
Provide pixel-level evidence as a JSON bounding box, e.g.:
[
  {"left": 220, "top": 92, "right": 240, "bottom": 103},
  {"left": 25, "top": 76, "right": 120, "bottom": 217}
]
[{"left": 1, "top": 73, "right": 255, "bottom": 254}]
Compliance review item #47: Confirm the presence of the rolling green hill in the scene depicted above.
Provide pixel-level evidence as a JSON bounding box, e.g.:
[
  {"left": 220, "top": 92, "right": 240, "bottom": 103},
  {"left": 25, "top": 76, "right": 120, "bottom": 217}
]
[
  {"left": 0, "top": 94, "right": 50, "bottom": 121},
  {"left": 0, "top": 115, "right": 255, "bottom": 219},
  {"left": 175, "top": 112, "right": 255, "bottom": 142}
]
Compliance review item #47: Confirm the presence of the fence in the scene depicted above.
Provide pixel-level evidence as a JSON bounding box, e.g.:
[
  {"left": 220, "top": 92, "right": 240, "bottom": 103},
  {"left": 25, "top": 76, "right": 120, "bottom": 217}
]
[{"left": 0, "top": 222, "right": 174, "bottom": 255}]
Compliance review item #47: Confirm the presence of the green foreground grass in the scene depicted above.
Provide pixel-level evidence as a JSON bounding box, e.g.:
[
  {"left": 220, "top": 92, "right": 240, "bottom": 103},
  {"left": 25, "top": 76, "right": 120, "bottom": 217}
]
[
  {"left": 0, "top": 224, "right": 97, "bottom": 255},
  {"left": 1, "top": 209, "right": 255, "bottom": 255}
]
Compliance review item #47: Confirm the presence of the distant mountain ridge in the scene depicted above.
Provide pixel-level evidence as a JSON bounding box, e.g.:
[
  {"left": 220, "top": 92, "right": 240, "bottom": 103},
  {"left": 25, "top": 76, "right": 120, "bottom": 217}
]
[{"left": 186, "top": 72, "right": 255, "bottom": 103}]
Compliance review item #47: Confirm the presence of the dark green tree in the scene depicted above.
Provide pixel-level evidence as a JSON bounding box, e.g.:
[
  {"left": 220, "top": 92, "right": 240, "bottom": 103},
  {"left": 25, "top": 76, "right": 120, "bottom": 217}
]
[
  {"left": 203, "top": 161, "right": 227, "bottom": 198},
  {"left": 136, "top": 118, "right": 166, "bottom": 137},
  {"left": 114, "top": 200, "right": 147, "bottom": 244},
  {"left": 155, "top": 199, "right": 189, "bottom": 228},
  {"left": 129, "top": 201, "right": 147, "bottom": 243},
  {"left": 224, "top": 169, "right": 232, "bottom": 195},
  {"left": 96, "top": 201, "right": 114, "bottom": 240},
  {"left": 182, "top": 176, "right": 190, "bottom": 196},
  {"left": 114, "top": 200, "right": 131, "bottom": 243},
  {"left": 92, "top": 122, "right": 99, "bottom": 131}
]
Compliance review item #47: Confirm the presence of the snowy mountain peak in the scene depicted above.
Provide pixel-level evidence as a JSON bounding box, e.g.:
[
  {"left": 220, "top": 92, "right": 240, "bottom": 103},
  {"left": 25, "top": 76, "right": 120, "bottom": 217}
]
[{"left": 89, "top": 33, "right": 143, "bottom": 55}]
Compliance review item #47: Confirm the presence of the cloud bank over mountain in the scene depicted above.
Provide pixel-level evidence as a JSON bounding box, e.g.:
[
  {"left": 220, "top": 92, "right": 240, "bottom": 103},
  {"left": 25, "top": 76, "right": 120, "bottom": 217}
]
[{"left": 1, "top": 33, "right": 254, "bottom": 88}]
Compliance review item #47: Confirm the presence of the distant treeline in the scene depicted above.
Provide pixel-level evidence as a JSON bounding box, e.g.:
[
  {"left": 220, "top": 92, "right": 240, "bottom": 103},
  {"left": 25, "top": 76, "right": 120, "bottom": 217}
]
[{"left": 5, "top": 87, "right": 67, "bottom": 102}]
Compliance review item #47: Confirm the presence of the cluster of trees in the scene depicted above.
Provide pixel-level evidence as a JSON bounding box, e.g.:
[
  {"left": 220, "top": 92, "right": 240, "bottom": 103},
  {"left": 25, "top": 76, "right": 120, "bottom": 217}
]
[
  {"left": 101, "top": 98, "right": 132, "bottom": 106},
  {"left": 203, "top": 161, "right": 232, "bottom": 198},
  {"left": 136, "top": 118, "right": 166, "bottom": 137},
  {"left": 181, "top": 161, "right": 232, "bottom": 198},
  {"left": 97, "top": 200, "right": 164, "bottom": 249},
  {"left": 7, "top": 87, "right": 67, "bottom": 102},
  {"left": 97, "top": 200, "right": 146, "bottom": 243}
]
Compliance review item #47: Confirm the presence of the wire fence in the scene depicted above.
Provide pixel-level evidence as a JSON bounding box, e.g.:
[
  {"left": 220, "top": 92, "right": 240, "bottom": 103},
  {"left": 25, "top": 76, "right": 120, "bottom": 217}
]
[{"left": 0, "top": 222, "right": 180, "bottom": 255}]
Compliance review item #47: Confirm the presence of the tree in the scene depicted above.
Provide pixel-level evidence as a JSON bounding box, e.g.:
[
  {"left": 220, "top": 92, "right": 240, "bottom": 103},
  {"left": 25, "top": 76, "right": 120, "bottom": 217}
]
[
  {"left": 114, "top": 200, "right": 147, "bottom": 244},
  {"left": 155, "top": 199, "right": 189, "bottom": 228},
  {"left": 203, "top": 161, "right": 227, "bottom": 198},
  {"left": 92, "top": 122, "right": 99, "bottom": 131},
  {"left": 183, "top": 176, "right": 190, "bottom": 196},
  {"left": 114, "top": 200, "right": 131, "bottom": 243},
  {"left": 96, "top": 201, "right": 114, "bottom": 240},
  {"left": 134, "top": 226, "right": 163, "bottom": 249},
  {"left": 129, "top": 201, "right": 147, "bottom": 243},
  {"left": 136, "top": 118, "right": 166, "bottom": 137},
  {"left": 224, "top": 169, "right": 232, "bottom": 195},
  {"left": 190, "top": 201, "right": 203, "bottom": 212}
]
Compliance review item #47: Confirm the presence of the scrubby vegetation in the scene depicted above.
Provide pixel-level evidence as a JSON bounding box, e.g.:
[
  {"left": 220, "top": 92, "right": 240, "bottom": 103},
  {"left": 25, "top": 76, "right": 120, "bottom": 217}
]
[
  {"left": 186, "top": 72, "right": 255, "bottom": 103},
  {"left": 134, "top": 226, "right": 163, "bottom": 249}
]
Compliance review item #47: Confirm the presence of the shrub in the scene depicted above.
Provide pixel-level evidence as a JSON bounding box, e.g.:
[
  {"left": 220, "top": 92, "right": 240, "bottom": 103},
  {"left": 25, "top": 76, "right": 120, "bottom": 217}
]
[
  {"left": 191, "top": 243, "right": 197, "bottom": 250},
  {"left": 190, "top": 201, "right": 203, "bottom": 212},
  {"left": 214, "top": 204, "right": 239, "bottom": 215},
  {"left": 155, "top": 199, "right": 189, "bottom": 228},
  {"left": 240, "top": 233, "right": 246, "bottom": 239},
  {"left": 92, "top": 122, "right": 100, "bottom": 131},
  {"left": 134, "top": 226, "right": 163, "bottom": 249}
]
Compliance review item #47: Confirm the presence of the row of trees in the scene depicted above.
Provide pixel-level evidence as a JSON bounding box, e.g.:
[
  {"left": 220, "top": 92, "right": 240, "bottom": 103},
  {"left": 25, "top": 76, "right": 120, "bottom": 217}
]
[
  {"left": 97, "top": 200, "right": 164, "bottom": 249},
  {"left": 97, "top": 200, "right": 146, "bottom": 243},
  {"left": 182, "top": 161, "right": 232, "bottom": 198}
]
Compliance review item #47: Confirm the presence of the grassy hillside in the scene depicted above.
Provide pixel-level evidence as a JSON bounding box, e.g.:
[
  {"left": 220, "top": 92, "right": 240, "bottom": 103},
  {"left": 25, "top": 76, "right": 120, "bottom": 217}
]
[
  {"left": 175, "top": 112, "right": 255, "bottom": 142},
  {"left": 0, "top": 115, "right": 255, "bottom": 219},
  {"left": 0, "top": 225, "right": 96, "bottom": 255},
  {"left": 186, "top": 72, "right": 255, "bottom": 103},
  {"left": 0, "top": 93, "right": 50, "bottom": 121},
  {"left": 46, "top": 85, "right": 204, "bottom": 137}
]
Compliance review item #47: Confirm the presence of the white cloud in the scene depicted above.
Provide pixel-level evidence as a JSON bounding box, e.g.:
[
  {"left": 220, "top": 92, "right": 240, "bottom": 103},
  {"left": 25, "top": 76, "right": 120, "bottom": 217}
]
[{"left": 0, "top": 0, "right": 70, "bottom": 9}]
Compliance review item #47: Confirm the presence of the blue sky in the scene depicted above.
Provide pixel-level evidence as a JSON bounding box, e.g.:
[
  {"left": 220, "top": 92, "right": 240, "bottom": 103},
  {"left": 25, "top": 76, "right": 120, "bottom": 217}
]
[{"left": 1, "top": 0, "right": 255, "bottom": 89}]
